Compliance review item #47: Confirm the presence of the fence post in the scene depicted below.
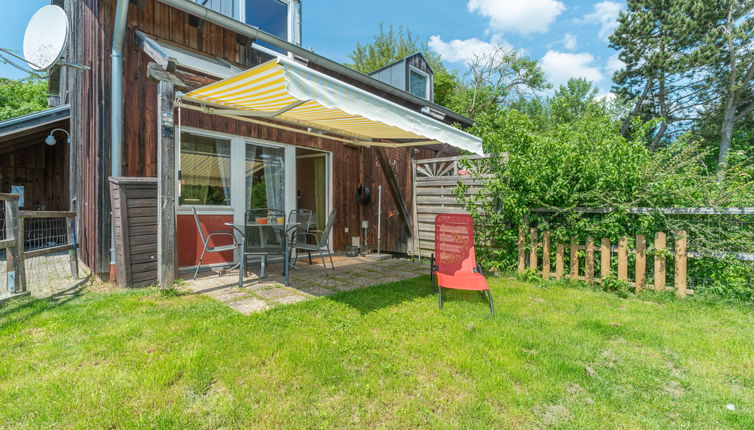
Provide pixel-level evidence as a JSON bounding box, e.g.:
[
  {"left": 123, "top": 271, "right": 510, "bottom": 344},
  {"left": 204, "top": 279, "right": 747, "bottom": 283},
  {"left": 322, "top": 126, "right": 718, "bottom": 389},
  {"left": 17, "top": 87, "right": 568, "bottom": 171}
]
[
  {"left": 635, "top": 234, "right": 646, "bottom": 292},
  {"left": 4, "top": 198, "right": 26, "bottom": 293},
  {"left": 517, "top": 226, "right": 525, "bottom": 273},
  {"left": 675, "top": 230, "right": 687, "bottom": 298},
  {"left": 542, "top": 231, "right": 551, "bottom": 280},
  {"left": 570, "top": 238, "right": 579, "bottom": 280},
  {"left": 67, "top": 216, "right": 79, "bottom": 279},
  {"left": 585, "top": 236, "right": 595, "bottom": 284},
  {"left": 654, "top": 232, "right": 666, "bottom": 292},
  {"left": 600, "top": 238, "right": 611, "bottom": 280},
  {"left": 555, "top": 243, "right": 564, "bottom": 280},
  {"left": 529, "top": 228, "right": 538, "bottom": 272},
  {"left": 617, "top": 236, "right": 628, "bottom": 281}
]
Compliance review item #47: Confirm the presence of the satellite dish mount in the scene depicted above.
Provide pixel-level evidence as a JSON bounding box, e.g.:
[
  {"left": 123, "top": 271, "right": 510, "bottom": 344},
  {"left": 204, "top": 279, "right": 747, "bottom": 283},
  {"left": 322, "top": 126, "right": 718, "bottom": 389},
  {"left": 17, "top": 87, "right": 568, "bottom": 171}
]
[{"left": 0, "top": 5, "right": 89, "bottom": 76}]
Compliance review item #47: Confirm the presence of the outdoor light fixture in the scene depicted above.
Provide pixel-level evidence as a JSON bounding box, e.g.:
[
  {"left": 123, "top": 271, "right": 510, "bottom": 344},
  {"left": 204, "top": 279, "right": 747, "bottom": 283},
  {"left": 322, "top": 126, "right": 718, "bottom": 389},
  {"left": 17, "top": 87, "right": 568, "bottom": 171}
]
[{"left": 45, "top": 128, "right": 70, "bottom": 146}]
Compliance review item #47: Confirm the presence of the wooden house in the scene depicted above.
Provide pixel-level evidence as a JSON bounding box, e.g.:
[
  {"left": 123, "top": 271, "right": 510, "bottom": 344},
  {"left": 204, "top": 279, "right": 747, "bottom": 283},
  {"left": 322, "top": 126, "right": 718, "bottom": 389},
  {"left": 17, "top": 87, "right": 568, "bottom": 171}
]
[{"left": 54, "top": 0, "right": 481, "bottom": 284}]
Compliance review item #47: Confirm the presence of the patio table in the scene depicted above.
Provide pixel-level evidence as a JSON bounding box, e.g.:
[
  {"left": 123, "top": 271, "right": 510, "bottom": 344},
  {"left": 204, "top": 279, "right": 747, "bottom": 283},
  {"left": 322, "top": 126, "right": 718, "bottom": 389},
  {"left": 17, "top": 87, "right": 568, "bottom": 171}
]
[{"left": 225, "top": 222, "right": 298, "bottom": 288}]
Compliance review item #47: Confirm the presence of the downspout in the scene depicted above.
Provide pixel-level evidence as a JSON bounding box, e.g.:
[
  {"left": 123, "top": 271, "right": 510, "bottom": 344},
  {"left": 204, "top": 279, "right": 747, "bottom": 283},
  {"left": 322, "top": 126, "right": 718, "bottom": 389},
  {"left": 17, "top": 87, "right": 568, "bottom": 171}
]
[{"left": 109, "top": 0, "right": 129, "bottom": 276}]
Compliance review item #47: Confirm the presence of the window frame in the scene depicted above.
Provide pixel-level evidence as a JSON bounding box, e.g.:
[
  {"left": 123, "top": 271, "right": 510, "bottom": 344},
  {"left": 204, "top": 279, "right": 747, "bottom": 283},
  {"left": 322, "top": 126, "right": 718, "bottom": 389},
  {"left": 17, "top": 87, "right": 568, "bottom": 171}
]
[
  {"left": 239, "top": 0, "right": 292, "bottom": 43},
  {"left": 177, "top": 129, "right": 234, "bottom": 210},
  {"left": 408, "top": 65, "right": 431, "bottom": 100}
]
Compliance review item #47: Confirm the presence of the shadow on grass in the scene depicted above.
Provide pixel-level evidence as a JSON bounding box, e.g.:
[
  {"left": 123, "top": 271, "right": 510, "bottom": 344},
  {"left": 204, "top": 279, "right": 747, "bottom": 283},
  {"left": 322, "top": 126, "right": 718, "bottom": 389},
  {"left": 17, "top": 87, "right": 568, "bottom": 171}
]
[
  {"left": 328, "top": 275, "right": 436, "bottom": 314},
  {"left": 0, "top": 280, "right": 87, "bottom": 330}
]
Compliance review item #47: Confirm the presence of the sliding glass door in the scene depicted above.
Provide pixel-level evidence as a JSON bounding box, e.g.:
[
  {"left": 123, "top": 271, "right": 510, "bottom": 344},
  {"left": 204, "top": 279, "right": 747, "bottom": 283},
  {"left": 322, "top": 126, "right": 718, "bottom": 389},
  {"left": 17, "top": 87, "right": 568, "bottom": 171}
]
[{"left": 245, "top": 143, "right": 285, "bottom": 213}]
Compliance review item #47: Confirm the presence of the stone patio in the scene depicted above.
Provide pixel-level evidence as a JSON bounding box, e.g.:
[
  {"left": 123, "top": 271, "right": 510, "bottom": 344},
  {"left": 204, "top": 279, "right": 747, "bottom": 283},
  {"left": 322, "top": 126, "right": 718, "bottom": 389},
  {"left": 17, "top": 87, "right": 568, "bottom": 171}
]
[{"left": 180, "top": 255, "right": 429, "bottom": 314}]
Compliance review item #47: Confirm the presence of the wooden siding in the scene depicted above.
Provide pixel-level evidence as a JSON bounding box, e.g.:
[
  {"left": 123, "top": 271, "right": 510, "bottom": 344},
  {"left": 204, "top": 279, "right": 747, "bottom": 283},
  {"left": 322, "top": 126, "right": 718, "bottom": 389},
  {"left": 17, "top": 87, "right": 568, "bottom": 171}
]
[
  {"left": 67, "top": 0, "right": 451, "bottom": 274},
  {"left": 0, "top": 120, "right": 70, "bottom": 211},
  {"left": 109, "top": 177, "right": 158, "bottom": 287}
]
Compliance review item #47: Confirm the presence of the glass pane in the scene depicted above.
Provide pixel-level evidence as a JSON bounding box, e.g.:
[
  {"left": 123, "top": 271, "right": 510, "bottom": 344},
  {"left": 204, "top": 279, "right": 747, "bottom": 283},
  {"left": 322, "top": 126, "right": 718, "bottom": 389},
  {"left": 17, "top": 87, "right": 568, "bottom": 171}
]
[
  {"left": 179, "top": 133, "right": 232, "bottom": 206},
  {"left": 245, "top": 0, "right": 288, "bottom": 53},
  {"left": 246, "top": 144, "right": 285, "bottom": 212},
  {"left": 409, "top": 69, "right": 428, "bottom": 99}
]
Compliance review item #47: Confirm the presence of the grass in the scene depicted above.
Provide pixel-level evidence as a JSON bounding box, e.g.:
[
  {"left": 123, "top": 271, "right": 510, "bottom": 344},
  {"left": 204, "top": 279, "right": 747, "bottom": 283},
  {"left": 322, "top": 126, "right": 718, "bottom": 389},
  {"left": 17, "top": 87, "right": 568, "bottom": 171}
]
[{"left": 0, "top": 276, "right": 752, "bottom": 429}]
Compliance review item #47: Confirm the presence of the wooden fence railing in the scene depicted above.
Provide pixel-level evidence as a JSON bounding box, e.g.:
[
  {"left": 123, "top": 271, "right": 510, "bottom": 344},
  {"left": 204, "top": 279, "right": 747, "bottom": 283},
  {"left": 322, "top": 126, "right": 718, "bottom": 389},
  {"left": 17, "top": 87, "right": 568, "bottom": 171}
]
[{"left": 517, "top": 227, "right": 689, "bottom": 297}]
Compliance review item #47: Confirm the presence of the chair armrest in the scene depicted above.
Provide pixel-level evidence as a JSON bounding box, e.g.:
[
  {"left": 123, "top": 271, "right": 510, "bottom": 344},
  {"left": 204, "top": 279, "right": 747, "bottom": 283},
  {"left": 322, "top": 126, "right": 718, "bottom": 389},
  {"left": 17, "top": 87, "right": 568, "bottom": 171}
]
[
  {"left": 291, "top": 231, "right": 320, "bottom": 244},
  {"left": 207, "top": 231, "right": 239, "bottom": 246}
]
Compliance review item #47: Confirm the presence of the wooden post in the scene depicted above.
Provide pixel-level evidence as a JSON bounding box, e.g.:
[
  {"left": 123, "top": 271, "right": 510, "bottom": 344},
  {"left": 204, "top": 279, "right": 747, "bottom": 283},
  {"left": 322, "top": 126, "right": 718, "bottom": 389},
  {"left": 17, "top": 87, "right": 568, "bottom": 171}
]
[
  {"left": 675, "top": 231, "right": 687, "bottom": 298},
  {"left": 517, "top": 226, "right": 525, "bottom": 273},
  {"left": 4, "top": 197, "right": 26, "bottom": 293},
  {"left": 529, "top": 228, "right": 538, "bottom": 271},
  {"left": 654, "top": 232, "right": 666, "bottom": 292},
  {"left": 542, "top": 231, "right": 551, "bottom": 280},
  {"left": 617, "top": 236, "right": 628, "bottom": 281},
  {"left": 635, "top": 234, "right": 646, "bottom": 292},
  {"left": 66, "top": 216, "right": 79, "bottom": 279},
  {"left": 156, "top": 80, "right": 176, "bottom": 289},
  {"left": 555, "top": 243, "right": 564, "bottom": 280},
  {"left": 585, "top": 236, "right": 595, "bottom": 284},
  {"left": 600, "top": 238, "right": 611, "bottom": 280},
  {"left": 570, "top": 238, "right": 579, "bottom": 280}
]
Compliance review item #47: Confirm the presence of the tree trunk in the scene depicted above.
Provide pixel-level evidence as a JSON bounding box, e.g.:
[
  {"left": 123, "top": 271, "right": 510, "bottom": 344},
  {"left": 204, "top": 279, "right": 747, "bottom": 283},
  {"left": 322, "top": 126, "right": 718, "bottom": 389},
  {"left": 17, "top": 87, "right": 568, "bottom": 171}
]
[
  {"left": 620, "top": 78, "right": 653, "bottom": 137},
  {"left": 718, "top": 102, "right": 736, "bottom": 170}
]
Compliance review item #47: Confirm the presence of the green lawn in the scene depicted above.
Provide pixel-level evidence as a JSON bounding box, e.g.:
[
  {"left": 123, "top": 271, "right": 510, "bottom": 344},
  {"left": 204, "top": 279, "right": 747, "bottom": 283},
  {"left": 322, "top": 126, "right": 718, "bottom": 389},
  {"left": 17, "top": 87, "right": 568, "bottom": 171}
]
[{"left": 1, "top": 276, "right": 752, "bottom": 429}]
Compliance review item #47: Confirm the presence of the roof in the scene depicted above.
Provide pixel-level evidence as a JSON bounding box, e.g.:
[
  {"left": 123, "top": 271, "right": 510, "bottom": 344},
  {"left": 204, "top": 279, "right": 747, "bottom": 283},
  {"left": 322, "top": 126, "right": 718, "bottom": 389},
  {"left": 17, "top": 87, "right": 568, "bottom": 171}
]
[
  {"left": 367, "top": 52, "right": 434, "bottom": 77},
  {"left": 0, "top": 105, "right": 70, "bottom": 138}
]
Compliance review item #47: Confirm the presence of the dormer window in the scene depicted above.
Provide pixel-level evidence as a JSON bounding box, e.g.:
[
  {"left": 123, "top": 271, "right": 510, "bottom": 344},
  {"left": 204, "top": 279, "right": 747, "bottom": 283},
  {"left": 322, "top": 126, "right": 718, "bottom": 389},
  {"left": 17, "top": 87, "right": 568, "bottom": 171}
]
[{"left": 408, "top": 66, "right": 430, "bottom": 100}]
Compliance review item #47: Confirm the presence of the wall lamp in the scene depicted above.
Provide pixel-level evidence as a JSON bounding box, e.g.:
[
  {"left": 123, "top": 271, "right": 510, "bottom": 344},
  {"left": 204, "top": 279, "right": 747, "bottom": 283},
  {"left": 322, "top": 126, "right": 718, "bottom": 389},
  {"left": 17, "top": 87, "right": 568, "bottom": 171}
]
[{"left": 45, "top": 128, "right": 70, "bottom": 146}]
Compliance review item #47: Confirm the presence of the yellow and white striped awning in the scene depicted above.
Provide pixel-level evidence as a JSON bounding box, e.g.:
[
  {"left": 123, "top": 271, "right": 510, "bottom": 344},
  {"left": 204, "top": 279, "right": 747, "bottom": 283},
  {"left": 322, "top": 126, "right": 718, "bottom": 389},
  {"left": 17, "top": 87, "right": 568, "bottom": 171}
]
[{"left": 183, "top": 57, "right": 483, "bottom": 154}]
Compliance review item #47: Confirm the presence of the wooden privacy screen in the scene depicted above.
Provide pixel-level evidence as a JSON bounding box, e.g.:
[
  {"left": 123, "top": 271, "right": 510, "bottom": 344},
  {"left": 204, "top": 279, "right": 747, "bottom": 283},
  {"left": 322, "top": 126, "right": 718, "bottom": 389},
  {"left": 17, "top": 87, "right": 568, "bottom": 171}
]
[
  {"left": 518, "top": 228, "right": 689, "bottom": 297},
  {"left": 109, "top": 177, "right": 158, "bottom": 287}
]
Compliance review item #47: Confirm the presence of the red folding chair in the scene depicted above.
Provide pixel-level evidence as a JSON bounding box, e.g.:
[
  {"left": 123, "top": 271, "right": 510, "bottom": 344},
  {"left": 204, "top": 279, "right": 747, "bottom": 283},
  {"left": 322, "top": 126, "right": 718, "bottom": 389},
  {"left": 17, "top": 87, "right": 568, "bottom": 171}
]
[{"left": 430, "top": 214, "right": 494, "bottom": 316}]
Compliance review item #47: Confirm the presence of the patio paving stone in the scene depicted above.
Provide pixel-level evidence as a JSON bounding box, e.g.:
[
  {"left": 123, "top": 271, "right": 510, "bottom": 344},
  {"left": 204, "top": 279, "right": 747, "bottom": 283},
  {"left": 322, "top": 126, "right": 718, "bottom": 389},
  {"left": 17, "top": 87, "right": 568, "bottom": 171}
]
[{"left": 182, "top": 255, "right": 428, "bottom": 313}]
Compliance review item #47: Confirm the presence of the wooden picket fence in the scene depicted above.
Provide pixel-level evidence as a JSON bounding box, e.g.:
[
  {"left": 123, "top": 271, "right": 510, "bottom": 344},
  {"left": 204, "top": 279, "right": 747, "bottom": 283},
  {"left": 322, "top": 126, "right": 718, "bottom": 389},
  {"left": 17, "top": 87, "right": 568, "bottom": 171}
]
[{"left": 517, "top": 227, "right": 689, "bottom": 297}]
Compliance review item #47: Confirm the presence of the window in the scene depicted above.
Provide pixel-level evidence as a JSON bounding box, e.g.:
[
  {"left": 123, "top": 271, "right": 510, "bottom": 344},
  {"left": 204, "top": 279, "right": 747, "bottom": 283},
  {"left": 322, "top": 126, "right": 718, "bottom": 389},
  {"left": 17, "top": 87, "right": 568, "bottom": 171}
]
[
  {"left": 246, "top": 143, "right": 285, "bottom": 211},
  {"left": 179, "top": 133, "right": 232, "bottom": 206},
  {"left": 408, "top": 67, "right": 430, "bottom": 100},
  {"left": 245, "top": 0, "right": 289, "bottom": 53}
]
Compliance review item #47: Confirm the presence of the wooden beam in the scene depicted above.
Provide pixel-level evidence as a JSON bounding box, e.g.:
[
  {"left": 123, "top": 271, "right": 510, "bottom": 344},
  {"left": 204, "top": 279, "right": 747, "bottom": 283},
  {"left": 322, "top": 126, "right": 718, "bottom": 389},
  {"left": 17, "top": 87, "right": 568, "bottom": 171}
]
[
  {"left": 135, "top": 30, "right": 175, "bottom": 72},
  {"left": 148, "top": 63, "right": 187, "bottom": 89},
  {"left": 4, "top": 198, "right": 26, "bottom": 293},
  {"left": 374, "top": 147, "right": 413, "bottom": 237},
  {"left": 156, "top": 79, "right": 177, "bottom": 289}
]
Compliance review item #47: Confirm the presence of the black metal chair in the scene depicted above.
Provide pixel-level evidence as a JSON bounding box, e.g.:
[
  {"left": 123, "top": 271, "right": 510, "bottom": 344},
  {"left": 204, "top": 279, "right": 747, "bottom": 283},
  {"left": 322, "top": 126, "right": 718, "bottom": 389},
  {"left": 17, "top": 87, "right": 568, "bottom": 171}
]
[
  {"left": 243, "top": 208, "right": 286, "bottom": 278},
  {"left": 287, "top": 209, "right": 313, "bottom": 265},
  {"left": 290, "top": 209, "right": 336, "bottom": 271},
  {"left": 192, "top": 207, "right": 239, "bottom": 280}
]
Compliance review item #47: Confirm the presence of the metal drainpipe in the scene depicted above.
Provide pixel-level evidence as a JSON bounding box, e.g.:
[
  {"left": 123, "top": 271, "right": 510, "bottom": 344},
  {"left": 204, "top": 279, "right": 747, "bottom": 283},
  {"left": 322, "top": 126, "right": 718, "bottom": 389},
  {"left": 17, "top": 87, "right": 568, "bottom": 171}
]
[{"left": 109, "top": 0, "right": 129, "bottom": 275}]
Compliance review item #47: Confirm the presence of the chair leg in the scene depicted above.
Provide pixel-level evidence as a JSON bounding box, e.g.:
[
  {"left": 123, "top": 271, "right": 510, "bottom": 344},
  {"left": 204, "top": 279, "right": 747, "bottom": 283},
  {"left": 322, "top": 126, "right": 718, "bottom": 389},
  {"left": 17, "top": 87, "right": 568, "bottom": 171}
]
[
  {"left": 193, "top": 247, "right": 207, "bottom": 280},
  {"left": 308, "top": 251, "right": 313, "bottom": 265},
  {"left": 327, "top": 246, "right": 335, "bottom": 270},
  {"left": 319, "top": 249, "right": 327, "bottom": 271},
  {"left": 436, "top": 277, "right": 443, "bottom": 309},
  {"left": 486, "top": 289, "right": 494, "bottom": 317}
]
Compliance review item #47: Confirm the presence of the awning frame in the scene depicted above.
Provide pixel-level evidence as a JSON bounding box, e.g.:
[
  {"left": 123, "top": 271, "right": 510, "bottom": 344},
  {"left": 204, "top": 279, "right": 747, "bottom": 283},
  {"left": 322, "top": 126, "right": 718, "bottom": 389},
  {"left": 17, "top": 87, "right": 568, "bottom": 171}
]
[{"left": 179, "top": 56, "right": 481, "bottom": 153}]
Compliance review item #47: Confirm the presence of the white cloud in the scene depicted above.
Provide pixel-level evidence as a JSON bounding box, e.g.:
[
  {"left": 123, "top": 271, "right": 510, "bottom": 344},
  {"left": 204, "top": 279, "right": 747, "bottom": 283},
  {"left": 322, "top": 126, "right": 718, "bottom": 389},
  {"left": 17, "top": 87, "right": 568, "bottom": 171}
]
[
  {"left": 562, "top": 33, "right": 577, "bottom": 50},
  {"left": 581, "top": 1, "right": 622, "bottom": 41},
  {"left": 429, "top": 35, "right": 512, "bottom": 64},
  {"left": 540, "top": 50, "right": 605, "bottom": 88},
  {"left": 467, "top": 0, "right": 565, "bottom": 35},
  {"left": 605, "top": 53, "right": 624, "bottom": 75}
]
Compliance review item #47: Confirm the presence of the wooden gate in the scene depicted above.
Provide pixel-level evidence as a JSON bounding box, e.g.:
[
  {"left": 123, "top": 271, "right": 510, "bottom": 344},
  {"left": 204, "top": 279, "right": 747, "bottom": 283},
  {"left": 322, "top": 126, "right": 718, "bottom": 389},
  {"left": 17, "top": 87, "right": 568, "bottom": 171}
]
[{"left": 412, "top": 155, "right": 498, "bottom": 257}]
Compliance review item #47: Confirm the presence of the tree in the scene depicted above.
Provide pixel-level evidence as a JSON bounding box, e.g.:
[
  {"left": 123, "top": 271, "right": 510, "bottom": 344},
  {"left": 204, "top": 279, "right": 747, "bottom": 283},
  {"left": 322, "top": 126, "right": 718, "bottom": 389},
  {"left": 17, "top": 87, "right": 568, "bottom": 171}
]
[
  {"left": 550, "top": 78, "right": 600, "bottom": 124},
  {"left": 609, "top": 0, "right": 705, "bottom": 149},
  {"left": 691, "top": 0, "right": 754, "bottom": 170},
  {"left": 0, "top": 77, "right": 48, "bottom": 121}
]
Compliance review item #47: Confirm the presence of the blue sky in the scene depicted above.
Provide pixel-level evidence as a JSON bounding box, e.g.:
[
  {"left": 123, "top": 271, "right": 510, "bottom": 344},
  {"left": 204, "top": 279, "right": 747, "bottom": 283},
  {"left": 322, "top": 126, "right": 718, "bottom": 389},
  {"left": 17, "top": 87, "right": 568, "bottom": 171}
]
[{"left": 2, "top": 0, "right": 624, "bottom": 94}]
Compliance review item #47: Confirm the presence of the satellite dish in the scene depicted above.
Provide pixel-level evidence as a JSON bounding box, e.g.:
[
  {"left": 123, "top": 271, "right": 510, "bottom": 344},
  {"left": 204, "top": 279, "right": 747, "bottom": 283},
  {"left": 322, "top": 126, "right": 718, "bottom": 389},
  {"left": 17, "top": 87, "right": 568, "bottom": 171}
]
[{"left": 22, "top": 5, "right": 70, "bottom": 72}]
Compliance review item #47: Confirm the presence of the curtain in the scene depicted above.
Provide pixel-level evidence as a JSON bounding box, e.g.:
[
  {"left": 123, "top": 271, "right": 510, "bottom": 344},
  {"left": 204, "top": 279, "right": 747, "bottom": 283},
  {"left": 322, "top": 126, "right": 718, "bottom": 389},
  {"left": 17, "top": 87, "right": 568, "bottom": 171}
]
[
  {"left": 313, "top": 156, "right": 326, "bottom": 231},
  {"left": 263, "top": 148, "right": 285, "bottom": 211},
  {"left": 216, "top": 141, "right": 231, "bottom": 205},
  {"left": 246, "top": 144, "right": 258, "bottom": 211}
]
